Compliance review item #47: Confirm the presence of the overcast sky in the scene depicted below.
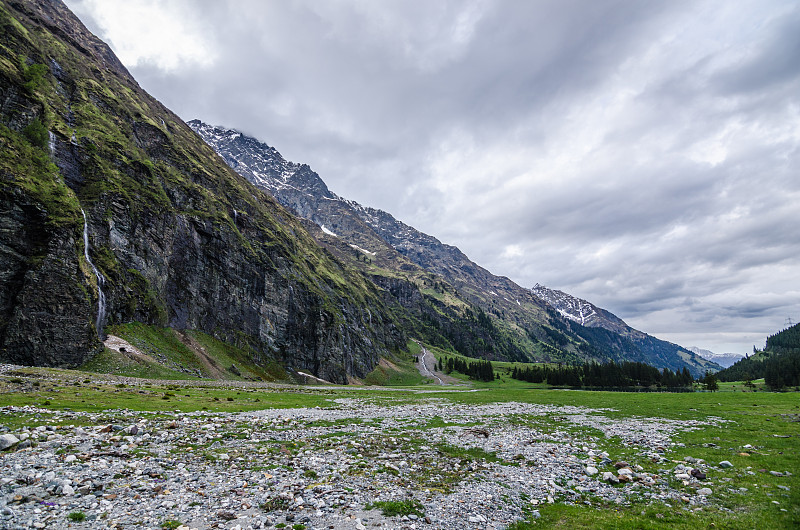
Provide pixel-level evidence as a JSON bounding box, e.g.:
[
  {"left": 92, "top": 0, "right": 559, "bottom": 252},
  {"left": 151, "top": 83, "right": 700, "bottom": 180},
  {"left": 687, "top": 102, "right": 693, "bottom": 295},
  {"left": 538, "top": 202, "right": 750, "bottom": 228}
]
[{"left": 63, "top": 0, "right": 799, "bottom": 355}]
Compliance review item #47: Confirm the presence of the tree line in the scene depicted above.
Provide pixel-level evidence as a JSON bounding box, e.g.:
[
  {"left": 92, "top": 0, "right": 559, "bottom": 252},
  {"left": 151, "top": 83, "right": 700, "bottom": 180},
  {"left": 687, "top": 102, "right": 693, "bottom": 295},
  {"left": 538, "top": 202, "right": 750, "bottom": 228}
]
[
  {"left": 716, "top": 323, "right": 800, "bottom": 390},
  {"left": 511, "top": 360, "right": 693, "bottom": 390},
  {"left": 437, "top": 356, "right": 495, "bottom": 382}
]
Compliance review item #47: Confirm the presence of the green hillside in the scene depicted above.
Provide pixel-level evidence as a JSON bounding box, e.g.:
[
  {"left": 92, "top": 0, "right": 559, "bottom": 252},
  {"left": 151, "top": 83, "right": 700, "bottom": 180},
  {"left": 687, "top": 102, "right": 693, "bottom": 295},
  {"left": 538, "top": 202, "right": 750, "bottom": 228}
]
[{"left": 716, "top": 322, "right": 800, "bottom": 389}]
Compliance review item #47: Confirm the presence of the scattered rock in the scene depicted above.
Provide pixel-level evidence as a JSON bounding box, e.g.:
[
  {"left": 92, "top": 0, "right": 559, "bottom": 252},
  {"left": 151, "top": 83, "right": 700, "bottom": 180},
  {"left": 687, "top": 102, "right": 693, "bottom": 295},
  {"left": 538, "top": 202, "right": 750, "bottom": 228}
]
[
  {"left": 0, "top": 398, "right": 733, "bottom": 529},
  {"left": 0, "top": 433, "right": 19, "bottom": 450},
  {"left": 719, "top": 461, "right": 733, "bottom": 469},
  {"left": 690, "top": 469, "right": 706, "bottom": 480},
  {"left": 697, "top": 488, "right": 712, "bottom": 496}
]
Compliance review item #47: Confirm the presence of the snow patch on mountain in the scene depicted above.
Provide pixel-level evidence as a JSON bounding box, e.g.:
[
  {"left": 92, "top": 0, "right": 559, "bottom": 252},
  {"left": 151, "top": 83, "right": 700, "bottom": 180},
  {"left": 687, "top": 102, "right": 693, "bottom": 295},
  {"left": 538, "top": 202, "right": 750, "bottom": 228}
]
[
  {"left": 531, "top": 283, "right": 629, "bottom": 334},
  {"left": 349, "top": 244, "right": 376, "bottom": 256},
  {"left": 188, "top": 119, "right": 320, "bottom": 197},
  {"left": 532, "top": 283, "right": 598, "bottom": 325},
  {"left": 320, "top": 225, "right": 337, "bottom": 237}
]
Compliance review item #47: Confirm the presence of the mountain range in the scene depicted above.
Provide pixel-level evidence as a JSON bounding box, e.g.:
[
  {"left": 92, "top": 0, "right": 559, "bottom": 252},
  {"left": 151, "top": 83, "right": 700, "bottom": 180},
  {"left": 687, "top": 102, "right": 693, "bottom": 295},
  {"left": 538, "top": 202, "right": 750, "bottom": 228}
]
[
  {"left": 0, "top": 0, "right": 719, "bottom": 381},
  {"left": 189, "top": 120, "right": 721, "bottom": 377},
  {"left": 687, "top": 347, "right": 743, "bottom": 369}
]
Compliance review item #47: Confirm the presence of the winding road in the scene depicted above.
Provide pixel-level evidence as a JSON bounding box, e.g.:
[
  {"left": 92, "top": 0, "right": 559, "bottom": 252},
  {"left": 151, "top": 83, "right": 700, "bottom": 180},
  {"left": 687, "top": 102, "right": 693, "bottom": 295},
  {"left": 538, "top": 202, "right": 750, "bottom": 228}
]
[{"left": 416, "top": 342, "right": 444, "bottom": 384}]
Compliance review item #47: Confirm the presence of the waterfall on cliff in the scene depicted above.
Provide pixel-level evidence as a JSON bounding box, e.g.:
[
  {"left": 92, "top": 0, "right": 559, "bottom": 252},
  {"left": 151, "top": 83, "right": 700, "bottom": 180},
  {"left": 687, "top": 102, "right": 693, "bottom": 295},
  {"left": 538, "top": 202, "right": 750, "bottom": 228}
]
[{"left": 81, "top": 209, "right": 106, "bottom": 336}]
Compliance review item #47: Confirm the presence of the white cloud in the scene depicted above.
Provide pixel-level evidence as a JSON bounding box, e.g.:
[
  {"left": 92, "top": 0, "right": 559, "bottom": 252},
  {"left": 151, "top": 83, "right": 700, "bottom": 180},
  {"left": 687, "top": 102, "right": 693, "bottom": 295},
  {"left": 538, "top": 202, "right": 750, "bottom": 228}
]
[
  {"left": 500, "top": 244, "right": 523, "bottom": 259},
  {"left": 67, "top": 0, "right": 218, "bottom": 71}
]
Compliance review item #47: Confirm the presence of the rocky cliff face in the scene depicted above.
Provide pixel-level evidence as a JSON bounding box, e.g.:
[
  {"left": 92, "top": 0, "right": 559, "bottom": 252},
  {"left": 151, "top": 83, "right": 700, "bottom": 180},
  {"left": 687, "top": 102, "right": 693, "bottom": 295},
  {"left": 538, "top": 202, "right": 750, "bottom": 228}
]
[
  {"left": 0, "top": 0, "right": 404, "bottom": 382},
  {"left": 0, "top": 189, "right": 95, "bottom": 366}
]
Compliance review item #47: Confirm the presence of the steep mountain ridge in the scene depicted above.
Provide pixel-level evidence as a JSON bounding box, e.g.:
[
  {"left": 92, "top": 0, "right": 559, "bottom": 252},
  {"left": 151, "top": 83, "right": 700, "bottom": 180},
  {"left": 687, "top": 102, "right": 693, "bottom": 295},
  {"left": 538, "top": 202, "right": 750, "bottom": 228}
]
[
  {"left": 531, "top": 283, "right": 629, "bottom": 334},
  {"left": 190, "top": 120, "right": 721, "bottom": 376},
  {"left": 0, "top": 0, "right": 404, "bottom": 382},
  {"left": 190, "top": 120, "right": 542, "bottom": 362}
]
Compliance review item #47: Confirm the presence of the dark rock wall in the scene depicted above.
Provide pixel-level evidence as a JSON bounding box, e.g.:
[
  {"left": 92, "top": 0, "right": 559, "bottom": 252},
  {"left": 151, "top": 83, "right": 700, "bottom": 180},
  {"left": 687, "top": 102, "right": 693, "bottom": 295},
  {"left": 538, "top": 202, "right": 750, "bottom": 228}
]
[
  {"left": 0, "top": 190, "right": 97, "bottom": 366},
  {"left": 89, "top": 199, "right": 401, "bottom": 383}
]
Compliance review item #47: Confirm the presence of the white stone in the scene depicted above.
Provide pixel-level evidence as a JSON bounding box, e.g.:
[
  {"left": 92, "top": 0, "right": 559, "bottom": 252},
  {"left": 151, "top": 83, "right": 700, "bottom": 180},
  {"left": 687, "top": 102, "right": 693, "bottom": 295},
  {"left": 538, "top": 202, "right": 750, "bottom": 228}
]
[{"left": 0, "top": 434, "right": 19, "bottom": 450}]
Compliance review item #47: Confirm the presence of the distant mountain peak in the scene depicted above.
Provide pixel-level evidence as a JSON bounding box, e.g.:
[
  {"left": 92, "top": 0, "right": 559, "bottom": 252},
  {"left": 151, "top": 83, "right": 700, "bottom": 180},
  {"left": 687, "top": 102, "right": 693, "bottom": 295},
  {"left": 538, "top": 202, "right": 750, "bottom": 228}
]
[{"left": 687, "top": 347, "right": 743, "bottom": 368}]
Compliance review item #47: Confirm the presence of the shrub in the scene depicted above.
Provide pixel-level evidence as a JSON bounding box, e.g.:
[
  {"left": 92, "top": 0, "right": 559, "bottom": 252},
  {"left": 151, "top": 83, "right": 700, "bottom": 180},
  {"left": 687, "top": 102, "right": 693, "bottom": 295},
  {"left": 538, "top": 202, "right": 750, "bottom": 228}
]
[
  {"left": 365, "top": 499, "right": 424, "bottom": 517},
  {"left": 23, "top": 118, "right": 48, "bottom": 149},
  {"left": 260, "top": 497, "right": 290, "bottom": 512},
  {"left": 67, "top": 512, "right": 86, "bottom": 522},
  {"left": 21, "top": 61, "right": 48, "bottom": 93}
]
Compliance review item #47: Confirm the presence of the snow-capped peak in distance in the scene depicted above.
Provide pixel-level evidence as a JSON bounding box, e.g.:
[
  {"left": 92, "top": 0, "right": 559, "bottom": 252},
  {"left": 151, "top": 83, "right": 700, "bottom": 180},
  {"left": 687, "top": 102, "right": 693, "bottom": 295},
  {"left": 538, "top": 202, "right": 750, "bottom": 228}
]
[{"left": 687, "top": 347, "right": 743, "bottom": 368}]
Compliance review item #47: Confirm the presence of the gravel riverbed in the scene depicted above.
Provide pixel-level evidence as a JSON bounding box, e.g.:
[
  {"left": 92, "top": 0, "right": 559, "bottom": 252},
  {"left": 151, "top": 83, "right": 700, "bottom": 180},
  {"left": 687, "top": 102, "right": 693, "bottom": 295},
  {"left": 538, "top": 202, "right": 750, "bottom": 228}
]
[{"left": 0, "top": 396, "right": 733, "bottom": 530}]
